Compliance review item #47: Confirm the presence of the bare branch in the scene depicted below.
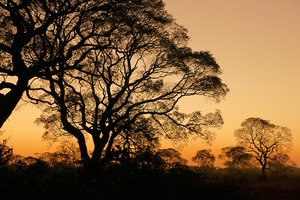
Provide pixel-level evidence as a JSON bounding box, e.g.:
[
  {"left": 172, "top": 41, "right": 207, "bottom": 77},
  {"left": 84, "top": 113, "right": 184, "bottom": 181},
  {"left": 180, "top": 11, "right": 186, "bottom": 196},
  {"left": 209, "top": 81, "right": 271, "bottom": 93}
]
[{"left": 0, "top": 81, "right": 15, "bottom": 90}]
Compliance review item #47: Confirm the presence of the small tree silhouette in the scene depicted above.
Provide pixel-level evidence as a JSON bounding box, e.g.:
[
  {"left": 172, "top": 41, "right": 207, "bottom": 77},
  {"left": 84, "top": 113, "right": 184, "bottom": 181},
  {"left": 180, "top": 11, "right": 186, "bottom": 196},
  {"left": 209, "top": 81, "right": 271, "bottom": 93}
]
[
  {"left": 234, "top": 117, "right": 293, "bottom": 177},
  {"left": 192, "top": 149, "right": 215, "bottom": 169},
  {"left": 218, "top": 146, "right": 253, "bottom": 169},
  {"left": 157, "top": 148, "right": 187, "bottom": 169}
]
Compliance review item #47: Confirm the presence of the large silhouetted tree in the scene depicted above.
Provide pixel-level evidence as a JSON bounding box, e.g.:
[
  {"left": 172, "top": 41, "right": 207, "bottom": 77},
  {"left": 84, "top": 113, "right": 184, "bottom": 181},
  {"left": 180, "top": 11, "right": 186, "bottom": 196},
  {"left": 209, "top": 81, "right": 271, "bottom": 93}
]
[
  {"left": 29, "top": 0, "right": 228, "bottom": 174},
  {"left": 0, "top": 0, "right": 117, "bottom": 128},
  {"left": 234, "top": 117, "right": 292, "bottom": 177}
]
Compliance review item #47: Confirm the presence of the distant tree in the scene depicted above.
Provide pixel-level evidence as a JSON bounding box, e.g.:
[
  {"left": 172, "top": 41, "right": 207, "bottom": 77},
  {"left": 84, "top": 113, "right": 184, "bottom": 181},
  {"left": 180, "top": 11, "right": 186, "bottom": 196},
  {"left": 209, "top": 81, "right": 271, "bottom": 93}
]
[
  {"left": 55, "top": 138, "right": 82, "bottom": 168},
  {"left": 0, "top": 132, "right": 13, "bottom": 167},
  {"left": 9, "top": 155, "right": 35, "bottom": 170},
  {"left": 30, "top": 0, "right": 228, "bottom": 174},
  {"left": 157, "top": 148, "right": 187, "bottom": 169},
  {"left": 132, "top": 149, "right": 165, "bottom": 171},
  {"left": 234, "top": 117, "right": 293, "bottom": 177},
  {"left": 269, "top": 153, "right": 296, "bottom": 174},
  {"left": 34, "top": 152, "right": 72, "bottom": 168},
  {"left": 0, "top": 0, "right": 115, "bottom": 128},
  {"left": 218, "top": 146, "right": 253, "bottom": 169},
  {"left": 191, "top": 149, "right": 215, "bottom": 168}
]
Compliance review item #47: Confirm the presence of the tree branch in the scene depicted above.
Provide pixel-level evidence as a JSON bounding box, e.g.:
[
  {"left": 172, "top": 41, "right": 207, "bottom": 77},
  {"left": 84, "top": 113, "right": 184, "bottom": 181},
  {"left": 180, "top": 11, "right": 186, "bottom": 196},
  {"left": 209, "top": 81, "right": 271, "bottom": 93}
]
[
  {"left": 0, "top": 43, "right": 12, "bottom": 54},
  {"left": 0, "top": 81, "right": 15, "bottom": 90}
]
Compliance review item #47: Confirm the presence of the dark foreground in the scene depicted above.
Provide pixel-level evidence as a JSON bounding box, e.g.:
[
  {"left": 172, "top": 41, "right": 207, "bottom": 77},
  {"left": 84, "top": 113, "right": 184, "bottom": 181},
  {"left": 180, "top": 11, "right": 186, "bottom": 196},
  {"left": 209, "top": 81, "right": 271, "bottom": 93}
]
[{"left": 1, "top": 165, "right": 300, "bottom": 200}]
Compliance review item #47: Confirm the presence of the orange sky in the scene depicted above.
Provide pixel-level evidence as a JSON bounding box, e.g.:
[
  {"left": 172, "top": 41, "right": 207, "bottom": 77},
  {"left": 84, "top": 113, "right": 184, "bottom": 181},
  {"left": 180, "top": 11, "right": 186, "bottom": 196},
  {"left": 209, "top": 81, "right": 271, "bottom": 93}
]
[
  {"left": 163, "top": 0, "right": 300, "bottom": 166},
  {"left": 1, "top": 0, "right": 300, "bottom": 167}
]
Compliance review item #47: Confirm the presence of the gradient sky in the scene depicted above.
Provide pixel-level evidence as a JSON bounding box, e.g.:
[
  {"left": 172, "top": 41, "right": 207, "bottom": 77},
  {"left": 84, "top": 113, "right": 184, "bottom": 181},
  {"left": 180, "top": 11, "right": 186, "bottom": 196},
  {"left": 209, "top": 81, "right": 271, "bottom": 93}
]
[
  {"left": 163, "top": 0, "right": 300, "bottom": 166},
  {"left": 1, "top": 0, "right": 300, "bottom": 167}
]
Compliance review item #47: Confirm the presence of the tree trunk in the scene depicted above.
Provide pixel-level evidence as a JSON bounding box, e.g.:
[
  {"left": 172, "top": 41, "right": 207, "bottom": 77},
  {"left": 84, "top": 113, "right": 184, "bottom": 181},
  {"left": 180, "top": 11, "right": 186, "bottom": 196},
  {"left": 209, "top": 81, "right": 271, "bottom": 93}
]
[
  {"left": 261, "top": 166, "right": 266, "bottom": 177},
  {"left": 91, "top": 133, "right": 110, "bottom": 171},
  {"left": 0, "top": 77, "right": 28, "bottom": 128},
  {"left": 261, "top": 161, "right": 268, "bottom": 178},
  {"left": 91, "top": 134, "right": 103, "bottom": 163},
  {"left": 60, "top": 108, "right": 94, "bottom": 178},
  {"left": 76, "top": 134, "right": 92, "bottom": 173}
]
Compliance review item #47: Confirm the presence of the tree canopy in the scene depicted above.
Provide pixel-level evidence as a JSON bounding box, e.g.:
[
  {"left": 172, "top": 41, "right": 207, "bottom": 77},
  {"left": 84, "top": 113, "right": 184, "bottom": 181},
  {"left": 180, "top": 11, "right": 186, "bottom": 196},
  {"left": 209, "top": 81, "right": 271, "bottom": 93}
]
[{"left": 1, "top": 0, "right": 228, "bottom": 174}]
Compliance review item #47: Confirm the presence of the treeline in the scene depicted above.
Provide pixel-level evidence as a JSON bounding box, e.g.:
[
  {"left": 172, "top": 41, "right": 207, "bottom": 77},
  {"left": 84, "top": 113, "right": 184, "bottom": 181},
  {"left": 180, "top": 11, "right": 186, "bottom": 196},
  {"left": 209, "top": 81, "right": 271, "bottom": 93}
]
[
  {"left": 1, "top": 134, "right": 299, "bottom": 200},
  {"left": 0, "top": 140, "right": 246, "bottom": 200}
]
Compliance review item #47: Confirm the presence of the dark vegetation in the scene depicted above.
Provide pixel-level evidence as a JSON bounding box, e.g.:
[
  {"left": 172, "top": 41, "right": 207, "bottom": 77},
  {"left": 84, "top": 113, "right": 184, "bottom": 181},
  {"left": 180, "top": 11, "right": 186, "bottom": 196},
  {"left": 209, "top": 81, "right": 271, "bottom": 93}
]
[
  {"left": 1, "top": 157, "right": 300, "bottom": 200},
  {"left": 1, "top": 137, "right": 299, "bottom": 200}
]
